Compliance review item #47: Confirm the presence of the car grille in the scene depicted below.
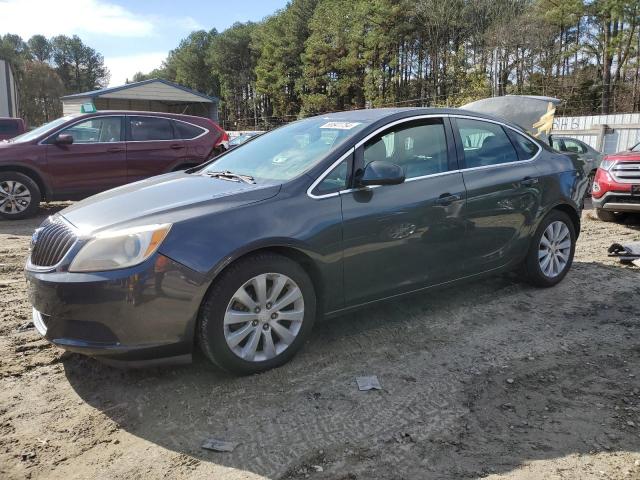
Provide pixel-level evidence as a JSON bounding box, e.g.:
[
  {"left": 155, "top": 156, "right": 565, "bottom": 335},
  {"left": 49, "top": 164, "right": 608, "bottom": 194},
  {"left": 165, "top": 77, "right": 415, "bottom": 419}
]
[
  {"left": 611, "top": 161, "right": 640, "bottom": 183},
  {"left": 30, "top": 216, "right": 77, "bottom": 267}
]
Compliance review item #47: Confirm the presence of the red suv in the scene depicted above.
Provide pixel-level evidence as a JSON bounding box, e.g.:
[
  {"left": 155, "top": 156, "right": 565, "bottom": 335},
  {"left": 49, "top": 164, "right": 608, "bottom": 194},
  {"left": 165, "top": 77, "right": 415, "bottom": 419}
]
[
  {"left": 592, "top": 142, "right": 640, "bottom": 222},
  {"left": 0, "top": 117, "right": 26, "bottom": 141},
  {"left": 0, "top": 111, "right": 227, "bottom": 219}
]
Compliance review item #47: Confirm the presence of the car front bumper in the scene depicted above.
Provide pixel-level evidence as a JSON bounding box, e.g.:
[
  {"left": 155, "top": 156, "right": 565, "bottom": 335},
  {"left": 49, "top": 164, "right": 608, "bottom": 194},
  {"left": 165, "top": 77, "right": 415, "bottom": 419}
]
[
  {"left": 26, "top": 254, "right": 208, "bottom": 365},
  {"left": 592, "top": 191, "right": 640, "bottom": 212}
]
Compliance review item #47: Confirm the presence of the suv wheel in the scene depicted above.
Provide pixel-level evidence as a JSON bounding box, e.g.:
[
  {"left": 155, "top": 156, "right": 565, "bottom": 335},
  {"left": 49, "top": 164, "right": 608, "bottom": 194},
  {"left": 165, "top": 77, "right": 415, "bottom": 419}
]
[
  {"left": 198, "top": 252, "right": 316, "bottom": 374},
  {"left": 595, "top": 208, "right": 618, "bottom": 223},
  {"left": 0, "top": 172, "right": 41, "bottom": 220},
  {"left": 522, "top": 210, "right": 576, "bottom": 287}
]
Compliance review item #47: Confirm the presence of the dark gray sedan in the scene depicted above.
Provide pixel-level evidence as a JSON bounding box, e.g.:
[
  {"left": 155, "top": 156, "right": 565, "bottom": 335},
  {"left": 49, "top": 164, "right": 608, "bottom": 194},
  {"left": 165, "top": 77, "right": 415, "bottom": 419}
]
[{"left": 26, "top": 107, "right": 583, "bottom": 374}]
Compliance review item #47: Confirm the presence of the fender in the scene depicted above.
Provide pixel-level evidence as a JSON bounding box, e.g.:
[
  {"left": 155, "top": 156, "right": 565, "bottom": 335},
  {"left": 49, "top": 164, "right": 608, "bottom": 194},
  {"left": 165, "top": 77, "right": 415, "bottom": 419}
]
[{"left": 0, "top": 163, "right": 53, "bottom": 199}]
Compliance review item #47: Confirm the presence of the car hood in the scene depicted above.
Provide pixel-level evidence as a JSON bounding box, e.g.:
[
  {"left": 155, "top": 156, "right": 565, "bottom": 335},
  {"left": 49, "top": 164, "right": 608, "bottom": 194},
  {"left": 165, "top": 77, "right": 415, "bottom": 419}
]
[
  {"left": 606, "top": 151, "right": 640, "bottom": 161},
  {"left": 60, "top": 171, "right": 281, "bottom": 234}
]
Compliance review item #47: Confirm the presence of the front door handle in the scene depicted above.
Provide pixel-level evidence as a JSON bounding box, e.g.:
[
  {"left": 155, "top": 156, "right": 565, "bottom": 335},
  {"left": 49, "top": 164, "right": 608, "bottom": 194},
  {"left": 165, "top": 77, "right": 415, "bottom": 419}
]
[
  {"left": 170, "top": 143, "right": 184, "bottom": 150},
  {"left": 435, "top": 193, "right": 461, "bottom": 206},
  {"left": 520, "top": 177, "right": 539, "bottom": 187},
  {"left": 107, "top": 147, "right": 124, "bottom": 153}
]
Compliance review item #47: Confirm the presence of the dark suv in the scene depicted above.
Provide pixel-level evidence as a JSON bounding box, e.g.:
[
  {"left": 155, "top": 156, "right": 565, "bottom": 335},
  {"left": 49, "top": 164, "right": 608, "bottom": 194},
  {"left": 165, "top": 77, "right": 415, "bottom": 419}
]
[{"left": 0, "top": 111, "right": 226, "bottom": 219}]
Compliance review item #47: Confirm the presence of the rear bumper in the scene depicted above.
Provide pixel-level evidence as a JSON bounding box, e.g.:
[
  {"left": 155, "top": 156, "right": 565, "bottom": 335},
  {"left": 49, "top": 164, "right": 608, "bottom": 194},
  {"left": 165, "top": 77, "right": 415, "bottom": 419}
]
[
  {"left": 592, "top": 192, "right": 640, "bottom": 212},
  {"left": 26, "top": 254, "right": 207, "bottom": 365}
]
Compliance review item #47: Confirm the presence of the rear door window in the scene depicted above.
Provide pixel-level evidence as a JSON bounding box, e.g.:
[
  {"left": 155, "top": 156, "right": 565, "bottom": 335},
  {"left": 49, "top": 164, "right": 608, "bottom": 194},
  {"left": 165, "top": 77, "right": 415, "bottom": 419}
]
[
  {"left": 174, "top": 121, "right": 206, "bottom": 140},
  {"left": 128, "top": 116, "right": 174, "bottom": 141},
  {"left": 506, "top": 129, "right": 540, "bottom": 160},
  {"left": 456, "top": 118, "right": 519, "bottom": 168}
]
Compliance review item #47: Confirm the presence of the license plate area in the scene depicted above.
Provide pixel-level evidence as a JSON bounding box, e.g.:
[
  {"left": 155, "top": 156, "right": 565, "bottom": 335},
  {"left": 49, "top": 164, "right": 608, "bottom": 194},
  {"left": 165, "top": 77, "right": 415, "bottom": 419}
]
[{"left": 632, "top": 185, "right": 640, "bottom": 196}]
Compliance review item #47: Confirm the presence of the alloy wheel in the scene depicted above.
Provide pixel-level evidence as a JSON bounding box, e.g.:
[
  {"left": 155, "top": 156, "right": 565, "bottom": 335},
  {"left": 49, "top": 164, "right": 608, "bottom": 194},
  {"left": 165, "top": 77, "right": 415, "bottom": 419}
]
[
  {"left": 0, "top": 180, "right": 31, "bottom": 214},
  {"left": 224, "top": 273, "right": 304, "bottom": 362},
  {"left": 538, "top": 220, "right": 571, "bottom": 278}
]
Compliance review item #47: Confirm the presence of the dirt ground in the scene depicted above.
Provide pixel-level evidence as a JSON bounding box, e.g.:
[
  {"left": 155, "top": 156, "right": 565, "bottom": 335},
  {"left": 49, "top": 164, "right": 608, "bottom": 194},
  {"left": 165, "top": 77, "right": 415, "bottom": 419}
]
[{"left": 1, "top": 202, "right": 639, "bottom": 480}]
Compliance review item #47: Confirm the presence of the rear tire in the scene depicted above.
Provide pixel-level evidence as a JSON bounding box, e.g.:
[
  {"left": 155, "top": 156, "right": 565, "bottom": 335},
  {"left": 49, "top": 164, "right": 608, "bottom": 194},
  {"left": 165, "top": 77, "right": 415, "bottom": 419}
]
[
  {"left": 198, "top": 252, "right": 316, "bottom": 375},
  {"left": 0, "top": 172, "right": 41, "bottom": 220},
  {"left": 595, "top": 208, "right": 618, "bottom": 223},
  {"left": 522, "top": 210, "right": 576, "bottom": 288}
]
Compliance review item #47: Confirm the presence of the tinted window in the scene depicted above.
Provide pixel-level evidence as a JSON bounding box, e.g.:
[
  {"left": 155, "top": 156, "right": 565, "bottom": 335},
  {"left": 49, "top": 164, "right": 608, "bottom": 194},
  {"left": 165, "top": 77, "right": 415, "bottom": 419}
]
[
  {"left": 0, "top": 120, "right": 19, "bottom": 135},
  {"left": 174, "top": 121, "right": 205, "bottom": 140},
  {"left": 457, "top": 119, "right": 518, "bottom": 168},
  {"left": 364, "top": 120, "right": 448, "bottom": 179},
  {"left": 506, "top": 129, "right": 539, "bottom": 160},
  {"left": 60, "top": 117, "right": 122, "bottom": 143},
  {"left": 562, "top": 139, "right": 586, "bottom": 154},
  {"left": 315, "top": 159, "right": 349, "bottom": 194},
  {"left": 129, "top": 117, "right": 174, "bottom": 141}
]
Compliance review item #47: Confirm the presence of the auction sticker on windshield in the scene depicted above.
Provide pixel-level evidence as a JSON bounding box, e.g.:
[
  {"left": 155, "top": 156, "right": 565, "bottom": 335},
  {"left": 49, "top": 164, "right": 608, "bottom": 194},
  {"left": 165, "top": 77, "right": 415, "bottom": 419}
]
[{"left": 320, "top": 122, "right": 361, "bottom": 130}]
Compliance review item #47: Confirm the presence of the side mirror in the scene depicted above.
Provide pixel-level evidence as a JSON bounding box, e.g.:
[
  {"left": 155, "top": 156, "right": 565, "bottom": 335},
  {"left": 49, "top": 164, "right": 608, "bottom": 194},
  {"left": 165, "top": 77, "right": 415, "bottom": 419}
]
[
  {"left": 358, "top": 160, "right": 405, "bottom": 187},
  {"left": 54, "top": 133, "right": 74, "bottom": 146}
]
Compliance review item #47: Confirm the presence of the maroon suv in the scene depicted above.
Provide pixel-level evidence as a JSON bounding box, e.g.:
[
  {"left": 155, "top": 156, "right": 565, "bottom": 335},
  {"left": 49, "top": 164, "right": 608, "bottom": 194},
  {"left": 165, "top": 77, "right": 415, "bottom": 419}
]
[
  {"left": 0, "top": 111, "right": 227, "bottom": 219},
  {"left": 0, "top": 117, "right": 26, "bottom": 141}
]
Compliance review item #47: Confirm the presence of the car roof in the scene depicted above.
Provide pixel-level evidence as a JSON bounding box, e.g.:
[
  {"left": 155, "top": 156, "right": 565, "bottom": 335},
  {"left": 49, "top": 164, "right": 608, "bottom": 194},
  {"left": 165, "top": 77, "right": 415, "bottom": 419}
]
[
  {"left": 75, "top": 110, "right": 211, "bottom": 121},
  {"left": 314, "top": 107, "right": 526, "bottom": 131}
]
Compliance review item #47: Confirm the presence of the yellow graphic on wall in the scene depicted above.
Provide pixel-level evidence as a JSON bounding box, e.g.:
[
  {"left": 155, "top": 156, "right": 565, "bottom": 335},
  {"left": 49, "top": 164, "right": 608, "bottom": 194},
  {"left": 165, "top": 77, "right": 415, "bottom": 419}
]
[{"left": 532, "top": 102, "right": 556, "bottom": 138}]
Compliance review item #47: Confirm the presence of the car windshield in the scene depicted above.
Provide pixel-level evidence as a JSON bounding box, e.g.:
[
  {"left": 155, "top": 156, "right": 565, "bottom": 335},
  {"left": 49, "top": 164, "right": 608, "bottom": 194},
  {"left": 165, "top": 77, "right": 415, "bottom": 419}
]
[
  {"left": 203, "top": 117, "right": 369, "bottom": 182},
  {"left": 631, "top": 142, "right": 640, "bottom": 152},
  {"left": 229, "top": 134, "right": 252, "bottom": 146},
  {"left": 8, "top": 115, "right": 77, "bottom": 143}
]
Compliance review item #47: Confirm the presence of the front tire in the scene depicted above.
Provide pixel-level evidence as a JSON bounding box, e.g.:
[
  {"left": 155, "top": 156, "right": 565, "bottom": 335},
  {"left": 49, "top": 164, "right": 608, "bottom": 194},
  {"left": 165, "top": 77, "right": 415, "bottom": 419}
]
[
  {"left": 198, "top": 252, "right": 316, "bottom": 375},
  {"left": 595, "top": 208, "right": 618, "bottom": 223},
  {"left": 0, "top": 172, "right": 41, "bottom": 220},
  {"left": 522, "top": 210, "right": 576, "bottom": 288}
]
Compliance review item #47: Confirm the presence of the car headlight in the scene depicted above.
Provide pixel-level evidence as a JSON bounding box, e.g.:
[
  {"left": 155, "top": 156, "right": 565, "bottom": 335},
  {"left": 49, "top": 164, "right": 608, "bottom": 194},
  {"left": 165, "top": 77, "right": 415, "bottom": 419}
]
[
  {"left": 69, "top": 224, "right": 172, "bottom": 272},
  {"left": 599, "top": 159, "right": 616, "bottom": 171}
]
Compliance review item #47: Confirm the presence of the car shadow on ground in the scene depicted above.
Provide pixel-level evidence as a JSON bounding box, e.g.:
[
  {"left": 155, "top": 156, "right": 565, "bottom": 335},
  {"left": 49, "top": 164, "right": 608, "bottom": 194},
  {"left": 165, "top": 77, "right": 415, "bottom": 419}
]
[{"left": 62, "top": 259, "right": 640, "bottom": 479}]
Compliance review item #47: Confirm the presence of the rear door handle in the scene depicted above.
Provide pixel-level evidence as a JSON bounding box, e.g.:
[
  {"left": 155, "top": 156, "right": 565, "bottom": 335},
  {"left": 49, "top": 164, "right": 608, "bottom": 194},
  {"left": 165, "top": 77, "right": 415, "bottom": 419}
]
[
  {"left": 435, "top": 193, "right": 461, "bottom": 206},
  {"left": 106, "top": 147, "right": 124, "bottom": 153},
  {"left": 170, "top": 143, "right": 184, "bottom": 150},
  {"left": 520, "top": 177, "right": 539, "bottom": 187}
]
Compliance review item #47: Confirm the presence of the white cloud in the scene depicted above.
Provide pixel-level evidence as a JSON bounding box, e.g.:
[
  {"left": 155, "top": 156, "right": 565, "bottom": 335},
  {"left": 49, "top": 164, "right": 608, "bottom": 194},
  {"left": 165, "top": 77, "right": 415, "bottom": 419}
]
[
  {"left": 105, "top": 52, "right": 167, "bottom": 86},
  {"left": 0, "top": 0, "right": 155, "bottom": 38}
]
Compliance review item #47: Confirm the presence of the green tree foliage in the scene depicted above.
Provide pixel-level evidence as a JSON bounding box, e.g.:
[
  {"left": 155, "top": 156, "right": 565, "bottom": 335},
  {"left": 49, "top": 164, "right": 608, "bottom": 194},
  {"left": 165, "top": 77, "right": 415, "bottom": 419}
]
[
  {"left": 255, "top": 0, "right": 318, "bottom": 119},
  {"left": 207, "top": 22, "right": 259, "bottom": 128},
  {"left": 20, "top": 61, "right": 64, "bottom": 125},
  {"left": 50, "top": 35, "right": 110, "bottom": 93},
  {"left": 3, "top": 0, "right": 640, "bottom": 128},
  {"left": 1, "top": 34, "right": 109, "bottom": 125}
]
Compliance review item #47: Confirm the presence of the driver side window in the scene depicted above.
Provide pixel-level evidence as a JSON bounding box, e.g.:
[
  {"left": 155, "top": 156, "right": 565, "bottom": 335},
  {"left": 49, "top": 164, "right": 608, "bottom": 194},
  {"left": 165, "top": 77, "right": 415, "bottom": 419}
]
[
  {"left": 60, "top": 117, "right": 123, "bottom": 144},
  {"left": 363, "top": 119, "right": 448, "bottom": 179}
]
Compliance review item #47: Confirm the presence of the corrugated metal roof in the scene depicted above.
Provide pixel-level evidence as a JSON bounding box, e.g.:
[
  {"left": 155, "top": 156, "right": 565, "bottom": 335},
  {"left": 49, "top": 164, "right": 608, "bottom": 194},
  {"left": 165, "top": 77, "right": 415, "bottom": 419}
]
[{"left": 61, "top": 78, "right": 219, "bottom": 103}]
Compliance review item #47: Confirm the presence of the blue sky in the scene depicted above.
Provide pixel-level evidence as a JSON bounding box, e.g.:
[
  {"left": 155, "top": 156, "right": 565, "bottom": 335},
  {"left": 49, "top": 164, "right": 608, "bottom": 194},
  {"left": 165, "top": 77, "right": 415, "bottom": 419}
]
[{"left": 0, "top": 0, "right": 289, "bottom": 86}]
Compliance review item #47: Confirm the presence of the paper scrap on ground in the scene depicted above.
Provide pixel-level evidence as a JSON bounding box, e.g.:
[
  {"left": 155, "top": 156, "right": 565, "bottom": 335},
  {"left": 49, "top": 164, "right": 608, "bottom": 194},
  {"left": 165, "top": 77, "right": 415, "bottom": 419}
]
[
  {"left": 201, "top": 437, "right": 239, "bottom": 452},
  {"left": 356, "top": 375, "right": 382, "bottom": 391}
]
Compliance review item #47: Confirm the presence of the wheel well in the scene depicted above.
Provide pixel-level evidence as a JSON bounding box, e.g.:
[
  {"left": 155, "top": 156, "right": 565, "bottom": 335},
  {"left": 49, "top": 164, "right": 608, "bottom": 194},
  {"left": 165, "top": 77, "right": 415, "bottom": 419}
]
[
  {"left": 552, "top": 203, "right": 581, "bottom": 237},
  {"left": 0, "top": 165, "right": 48, "bottom": 200},
  {"left": 210, "top": 246, "right": 325, "bottom": 310}
]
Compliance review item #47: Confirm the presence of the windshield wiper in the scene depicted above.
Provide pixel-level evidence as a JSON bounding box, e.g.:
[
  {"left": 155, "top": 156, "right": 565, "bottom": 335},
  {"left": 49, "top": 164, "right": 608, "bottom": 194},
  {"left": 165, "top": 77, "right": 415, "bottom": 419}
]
[{"left": 205, "top": 170, "right": 255, "bottom": 184}]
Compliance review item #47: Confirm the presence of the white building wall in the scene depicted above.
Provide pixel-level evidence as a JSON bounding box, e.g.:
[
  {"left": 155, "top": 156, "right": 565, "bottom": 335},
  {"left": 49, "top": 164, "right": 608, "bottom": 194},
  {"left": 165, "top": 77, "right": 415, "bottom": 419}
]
[
  {"left": 0, "top": 59, "right": 19, "bottom": 117},
  {"left": 62, "top": 97, "right": 87, "bottom": 116},
  {"left": 552, "top": 113, "right": 640, "bottom": 154}
]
